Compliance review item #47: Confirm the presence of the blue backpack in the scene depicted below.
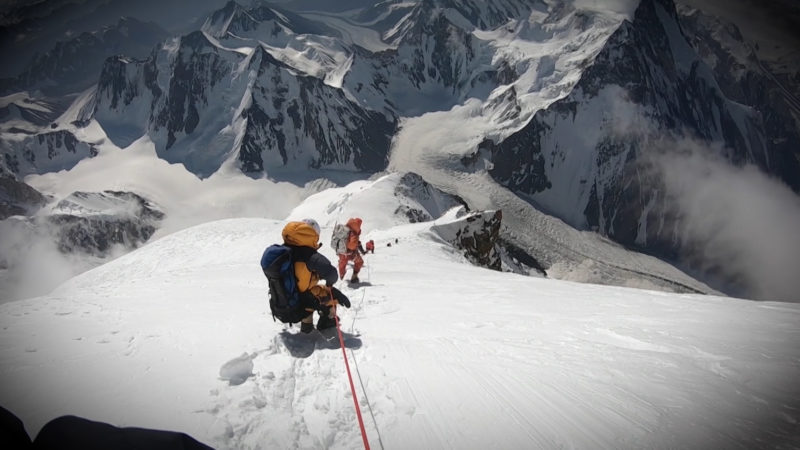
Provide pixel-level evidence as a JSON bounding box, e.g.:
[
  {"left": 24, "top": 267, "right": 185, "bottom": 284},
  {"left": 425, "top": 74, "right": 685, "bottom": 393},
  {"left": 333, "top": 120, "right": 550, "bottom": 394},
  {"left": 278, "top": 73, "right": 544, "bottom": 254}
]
[{"left": 260, "top": 245, "right": 306, "bottom": 323}]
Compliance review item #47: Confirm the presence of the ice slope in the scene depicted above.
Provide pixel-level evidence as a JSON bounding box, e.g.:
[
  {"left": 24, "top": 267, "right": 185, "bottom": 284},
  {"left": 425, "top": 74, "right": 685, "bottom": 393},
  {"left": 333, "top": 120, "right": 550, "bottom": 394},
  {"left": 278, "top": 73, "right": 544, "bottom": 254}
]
[{"left": 0, "top": 194, "right": 798, "bottom": 448}]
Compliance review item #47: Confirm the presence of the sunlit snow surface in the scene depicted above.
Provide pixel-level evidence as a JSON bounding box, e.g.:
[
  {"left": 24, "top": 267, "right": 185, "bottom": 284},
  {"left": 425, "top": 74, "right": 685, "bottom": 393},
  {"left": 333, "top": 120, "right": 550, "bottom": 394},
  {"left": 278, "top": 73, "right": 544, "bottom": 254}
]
[
  {"left": 1, "top": 181, "right": 799, "bottom": 449},
  {"left": 1, "top": 2, "right": 799, "bottom": 446}
]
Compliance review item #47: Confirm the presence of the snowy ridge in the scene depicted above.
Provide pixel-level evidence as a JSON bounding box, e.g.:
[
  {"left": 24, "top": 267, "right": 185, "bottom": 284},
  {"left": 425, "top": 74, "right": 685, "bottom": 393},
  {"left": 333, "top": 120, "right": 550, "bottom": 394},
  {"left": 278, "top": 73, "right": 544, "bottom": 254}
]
[
  {"left": 0, "top": 129, "right": 99, "bottom": 177},
  {"left": 2, "top": 0, "right": 720, "bottom": 300},
  {"left": 0, "top": 17, "right": 170, "bottom": 97},
  {"left": 677, "top": 4, "right": 800, "bottom": 141},
  {"left": 0, "top": 87, "right": 114, "bottom": 181},
  {"left": 385, "top": 1, "right": 716, "bottom": 294},
  {"left": 474, "top": 0, "right": 800, "bottom": 299},
  {"left": 1, "top": 0, "right": 798, "bottom": 302},
  {"left": 47, "top": 191, "right": 162, "bottom": 220},
  {"left": 203, "top": 1, "right": 352, "bottom": 84},
  {"left": 0, "top": 91, "right": 78, "bottom": 136},
  {"left": 0, "top": 210, "right": 798, "bottom": 448},
  {"left": 88, "top": 19, "right": 395, "bottom": 177}
]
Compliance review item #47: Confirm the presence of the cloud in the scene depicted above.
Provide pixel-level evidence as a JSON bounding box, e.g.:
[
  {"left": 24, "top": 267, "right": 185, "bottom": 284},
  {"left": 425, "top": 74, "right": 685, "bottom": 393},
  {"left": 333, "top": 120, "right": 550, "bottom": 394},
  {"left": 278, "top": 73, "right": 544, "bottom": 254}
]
[
  {"left": 570, "top": 0, "right": 640, "bottom": 19},
  {"left": 649, "top": 138, "right": 800, "bottom": 302},
  {"left": 0, "top": 219, "right": 99, "bottom": 303}
]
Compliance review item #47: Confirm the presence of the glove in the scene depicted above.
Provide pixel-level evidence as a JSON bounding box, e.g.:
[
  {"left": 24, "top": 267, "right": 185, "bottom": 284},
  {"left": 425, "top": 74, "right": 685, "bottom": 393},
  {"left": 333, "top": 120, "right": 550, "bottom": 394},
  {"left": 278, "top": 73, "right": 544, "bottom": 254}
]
[{"left": 338, "top": 293, "right": 351, "bottom": 308}]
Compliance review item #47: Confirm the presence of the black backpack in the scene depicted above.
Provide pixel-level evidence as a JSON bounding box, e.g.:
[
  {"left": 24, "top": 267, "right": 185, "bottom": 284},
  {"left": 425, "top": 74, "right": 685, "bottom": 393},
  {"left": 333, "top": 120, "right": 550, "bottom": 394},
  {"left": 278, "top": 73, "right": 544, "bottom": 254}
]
[{"left": 260, "top": 244, "right": 306, "bottom": 323}]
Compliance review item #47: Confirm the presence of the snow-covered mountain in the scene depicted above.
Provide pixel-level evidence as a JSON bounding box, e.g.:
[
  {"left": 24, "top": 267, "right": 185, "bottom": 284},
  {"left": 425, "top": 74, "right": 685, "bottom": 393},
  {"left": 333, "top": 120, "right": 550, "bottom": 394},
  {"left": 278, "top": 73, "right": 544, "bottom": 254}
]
[
  {"left": 0, "top": 0, "right": 230, "bottom": 78},
  {"left": 0, "top": 17, "right": 170, "bottom": 97},
  {"left": 1, "top": 1, "right": 799, "bottom": 447},
  {"left": 0, "top": 92, "right": 77, "bottom": 133},
  {"left": 678, "top": 4, "right": 800, "bottom": 190},
  {"left": 0, "top": 0, "right": 798, "bottom": 302},
  {"left": 479, "top": 0, "right": 800, "bottom": 299},
  {"left": 89, "top": 27, "right": 395, "bottom": 176},
  {"left": 485, "top": 0, "right": 797, "bottom": 241},
  {"left": 1, "top": 177, "right": 798, "bottom": 448},
  {"left": 1, "top": 128, "right": 98, "bottom": 177},
  {"left": 0, "top": 173, "right": 46, "bottom": 219},
  {"left": 43, "top": 190, "right": 164, "bottom": 254},
  {"left": 0, "top": 187, "right": 164, "bottom": 301}
]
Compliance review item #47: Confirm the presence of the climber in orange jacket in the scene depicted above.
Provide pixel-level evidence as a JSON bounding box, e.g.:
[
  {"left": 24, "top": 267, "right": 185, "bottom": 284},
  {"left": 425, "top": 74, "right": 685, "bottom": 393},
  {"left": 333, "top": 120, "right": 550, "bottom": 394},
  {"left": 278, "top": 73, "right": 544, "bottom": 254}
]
[{"left": 337, "top": 217, "right": 366, "bottom": 283}]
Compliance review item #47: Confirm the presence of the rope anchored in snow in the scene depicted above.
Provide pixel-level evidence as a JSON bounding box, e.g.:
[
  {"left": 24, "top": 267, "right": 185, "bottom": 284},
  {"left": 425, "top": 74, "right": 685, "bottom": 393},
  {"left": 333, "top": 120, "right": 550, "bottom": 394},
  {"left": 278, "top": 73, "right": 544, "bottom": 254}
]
[
  {"left": 349, "top": 278, "right": 386, "bottom": 450},
  {"left": 330, "top": 290, "right": 370, "bottom": 449}
]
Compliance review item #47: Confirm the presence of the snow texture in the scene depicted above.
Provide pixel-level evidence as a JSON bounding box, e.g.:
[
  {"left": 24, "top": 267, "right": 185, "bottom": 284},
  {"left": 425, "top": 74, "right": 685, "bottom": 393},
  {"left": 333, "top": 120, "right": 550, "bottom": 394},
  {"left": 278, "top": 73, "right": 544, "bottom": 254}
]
[
  {"left": 219, "top": 353, "right": 255, "bottom": 386},
  {"left": 1, "top": 174, "right": 799, "bottom": 449}
]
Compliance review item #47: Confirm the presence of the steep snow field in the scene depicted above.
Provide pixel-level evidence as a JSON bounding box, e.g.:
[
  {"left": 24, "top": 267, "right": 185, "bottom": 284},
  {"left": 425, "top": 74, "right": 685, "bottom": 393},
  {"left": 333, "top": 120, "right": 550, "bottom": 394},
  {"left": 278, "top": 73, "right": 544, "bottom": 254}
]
[{"left": 1, "top": 178, "right": 798, "bottom": 449}]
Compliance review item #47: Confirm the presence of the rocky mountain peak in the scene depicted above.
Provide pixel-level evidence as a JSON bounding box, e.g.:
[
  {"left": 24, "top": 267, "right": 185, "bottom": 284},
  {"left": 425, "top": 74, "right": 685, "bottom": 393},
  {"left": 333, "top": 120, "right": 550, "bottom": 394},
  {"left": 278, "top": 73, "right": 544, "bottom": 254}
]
[{"left": 0, "top": 16, "right": 169, "bottom": 96}]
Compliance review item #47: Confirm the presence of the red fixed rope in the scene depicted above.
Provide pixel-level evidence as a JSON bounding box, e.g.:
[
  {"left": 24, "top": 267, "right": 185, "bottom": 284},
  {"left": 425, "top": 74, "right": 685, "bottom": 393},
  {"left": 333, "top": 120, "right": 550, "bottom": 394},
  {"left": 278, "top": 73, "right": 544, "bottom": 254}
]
[{"left": 331, "top": 296, "right": 370, "bottom": 449}]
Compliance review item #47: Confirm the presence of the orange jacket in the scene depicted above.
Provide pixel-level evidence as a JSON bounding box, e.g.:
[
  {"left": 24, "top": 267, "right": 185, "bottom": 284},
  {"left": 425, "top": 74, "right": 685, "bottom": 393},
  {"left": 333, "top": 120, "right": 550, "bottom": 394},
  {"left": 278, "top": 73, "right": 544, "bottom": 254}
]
[{"left": 345, "top": 217, "right": 362, "bottom": 252}]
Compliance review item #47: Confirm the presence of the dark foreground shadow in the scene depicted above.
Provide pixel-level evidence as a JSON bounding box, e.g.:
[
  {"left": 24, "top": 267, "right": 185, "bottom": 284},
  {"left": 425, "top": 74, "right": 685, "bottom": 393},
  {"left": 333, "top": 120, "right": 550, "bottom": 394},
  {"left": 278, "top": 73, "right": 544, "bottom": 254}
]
[
  {"left": 279, "top": 329, "right": 363, "bottom": 358},
  {"left": 0, "top": 405, "right": 212, "bottom": 450}
]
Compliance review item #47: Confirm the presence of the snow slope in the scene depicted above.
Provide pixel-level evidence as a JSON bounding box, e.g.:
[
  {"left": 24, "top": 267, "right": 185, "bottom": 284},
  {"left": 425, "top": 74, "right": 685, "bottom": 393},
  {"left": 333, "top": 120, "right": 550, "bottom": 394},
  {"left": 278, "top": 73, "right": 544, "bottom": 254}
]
[{"left": 1, "top": 181, "right": 798, "bottom": 449}]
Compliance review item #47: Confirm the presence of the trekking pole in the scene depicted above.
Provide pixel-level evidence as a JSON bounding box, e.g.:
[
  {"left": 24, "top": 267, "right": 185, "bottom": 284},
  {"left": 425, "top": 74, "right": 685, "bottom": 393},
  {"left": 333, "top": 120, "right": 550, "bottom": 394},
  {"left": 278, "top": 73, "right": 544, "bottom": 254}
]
[{"left": 330, "top": 289, "right": 370, "bottom": 449}]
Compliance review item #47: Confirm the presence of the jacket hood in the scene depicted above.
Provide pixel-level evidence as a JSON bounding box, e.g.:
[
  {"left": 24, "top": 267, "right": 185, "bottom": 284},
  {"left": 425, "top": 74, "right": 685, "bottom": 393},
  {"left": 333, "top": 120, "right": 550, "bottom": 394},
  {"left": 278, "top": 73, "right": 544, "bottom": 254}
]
[
  {"left": 282, "top": 221, "right": 320, "bottom": 248},
  {"left": 346, "top": 217, "right": 362, "bottom": 234}
]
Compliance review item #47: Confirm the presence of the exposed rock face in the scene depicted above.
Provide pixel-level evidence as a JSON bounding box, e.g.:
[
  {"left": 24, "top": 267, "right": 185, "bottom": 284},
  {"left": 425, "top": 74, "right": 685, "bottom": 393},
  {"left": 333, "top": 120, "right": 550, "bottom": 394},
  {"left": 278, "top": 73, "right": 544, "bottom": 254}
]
[
  {"left": 0, "top": 191, "right": 164, "bottom": 301},
  {"left": 1, "top": 0, "right": 795, "bottom": 299},
  {"left": 0, "top": 190, "right": 164, "bottom": 300},
  {"left": 0, "top": 174, "right": 47, "bottom": 219},
  {"left": 91, "top": 15, "right": 396, "bottom": 178},
  {"left": 677, "top": 4, "right": 800, "bottom": 192},
  {"left": 341, "top": 0, "right": 538, "bottom": 119},
  {"left": 45, "top": 191, "right": 164, "bottom": 256},
  {"left": 497, "top": 237, "right": 548, "bottom": 276},
  {"left": 1, "top": 130, "right": 98, "bottom": 177},
  {"left": 393, "top": 172, "right": 466, "bottom": 223},
  {"left": 1, "top": 190, "right": 163, "bottom": 264},
  {"left": 432, "top": 209, "right": 502, "bottom": 270},
  {"left": 237, "top": 48, "right": 395, "bottom": 174},
  {"left": 0, "top": 17, "right": 170, "bottom": 97},
  {"left": 203, "top": 0, "right": 339, "bottom": 41},
  {"left": 86, "top": 1, "right": 544, "bottom": 178},
  {"left": 484, "top": 0, "right": 800, "bottom": 265}
]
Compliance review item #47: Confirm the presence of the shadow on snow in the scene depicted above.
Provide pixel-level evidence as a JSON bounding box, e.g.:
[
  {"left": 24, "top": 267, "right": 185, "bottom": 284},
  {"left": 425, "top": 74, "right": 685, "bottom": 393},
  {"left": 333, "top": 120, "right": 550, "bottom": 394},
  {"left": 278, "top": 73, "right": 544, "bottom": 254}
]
[{"left": 278, "top": 329, "right": 362, "bottom": 358}]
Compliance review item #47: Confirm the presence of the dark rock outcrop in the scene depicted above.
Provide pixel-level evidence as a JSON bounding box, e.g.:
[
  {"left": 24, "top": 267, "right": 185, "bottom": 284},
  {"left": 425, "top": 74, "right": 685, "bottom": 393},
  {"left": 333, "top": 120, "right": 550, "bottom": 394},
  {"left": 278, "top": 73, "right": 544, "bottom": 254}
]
[
  {"left": 45, "top": 191, "right": 164, "bottom": 256},
  {"left": 0, "top": 174, "right": 47, "bottom": 219},
  {"left": 432, "top": 209, "right": 502, "bottom": 270},
  {"left": 1, "top": 129, "right": 98, "bottom": 177}
]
